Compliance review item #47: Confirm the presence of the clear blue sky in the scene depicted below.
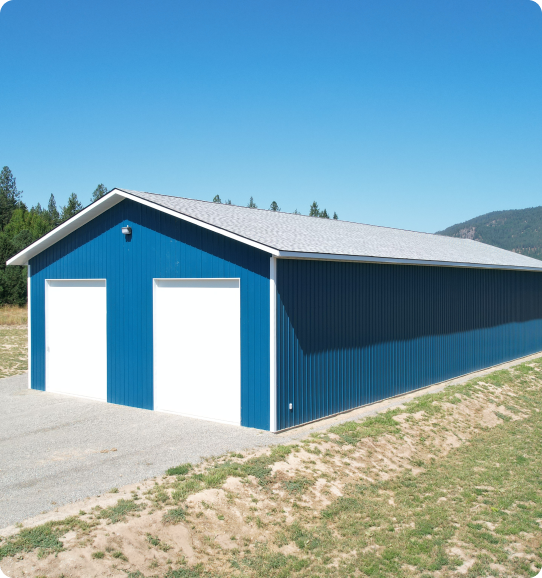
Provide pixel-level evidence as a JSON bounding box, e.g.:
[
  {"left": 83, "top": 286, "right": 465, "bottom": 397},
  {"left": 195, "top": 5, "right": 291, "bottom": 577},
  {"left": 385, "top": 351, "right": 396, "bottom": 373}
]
[{"left": 0, "top": 0, "right": 541, "bottom": 233}]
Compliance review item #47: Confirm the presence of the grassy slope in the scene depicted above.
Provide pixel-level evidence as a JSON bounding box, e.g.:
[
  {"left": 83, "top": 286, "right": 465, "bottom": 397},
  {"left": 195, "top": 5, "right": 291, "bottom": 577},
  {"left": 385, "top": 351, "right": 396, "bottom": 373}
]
[
  {"left": 2, "top": 360, "right": 542, "bottom": 577},
  {"left": 436, "top": 206, "right": 542, "bottom": 260}
]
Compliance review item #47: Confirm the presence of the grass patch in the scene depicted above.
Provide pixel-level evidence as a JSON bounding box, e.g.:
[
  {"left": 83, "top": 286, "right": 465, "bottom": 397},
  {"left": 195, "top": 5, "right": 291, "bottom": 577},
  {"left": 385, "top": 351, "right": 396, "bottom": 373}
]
[
  {"left": 0, "top": 305, "right": 27, "bottom": 326},
  {"left": 163, "top": 445, "right": 294, "bottom": 505},
  {"left": 98, "top": 499, "right": 144, "bottom": 523},
  {"left": 163, "top": 507, "right": 187, "bottom": 524},
  {"left": 111, "top": 549, "right": 128, "bottom": 560},
  {"left": 0, "top": 516, "right": 90, "bottom": 561},
  {"left": 167, "top": 463, "right": 193, "bottom": 476}
]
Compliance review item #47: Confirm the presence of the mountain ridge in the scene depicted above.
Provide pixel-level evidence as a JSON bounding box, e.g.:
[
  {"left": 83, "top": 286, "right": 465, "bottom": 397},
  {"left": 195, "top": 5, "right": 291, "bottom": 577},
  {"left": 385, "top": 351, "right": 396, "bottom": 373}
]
[{"left": 436, "top": 206, "right": 542, "bottom": 261}]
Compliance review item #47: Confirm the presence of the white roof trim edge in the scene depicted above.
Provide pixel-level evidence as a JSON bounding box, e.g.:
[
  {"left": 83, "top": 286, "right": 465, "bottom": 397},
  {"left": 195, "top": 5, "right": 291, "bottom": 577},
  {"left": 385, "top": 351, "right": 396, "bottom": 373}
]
[
  {"left": 7, "top": 192, "right": 125, "bottom": 266},
  {"left": 6, "top": 189, "right": 280, "bottom": 266},
  {"left": 277, "top": 251, "right": 542, "bottom": 272},
  {"left": 116, "top": 190, "right": 280, "bottom": 256}
]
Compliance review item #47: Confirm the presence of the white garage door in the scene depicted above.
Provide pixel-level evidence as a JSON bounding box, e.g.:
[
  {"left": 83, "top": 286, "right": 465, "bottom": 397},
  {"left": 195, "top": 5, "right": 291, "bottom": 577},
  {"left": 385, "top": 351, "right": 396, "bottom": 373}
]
[
  {"left": 153, "top": 278, "right": 241, "bottom": 425},
  {"left": 46, "top": 280, "right": 107, "bottom": 401}
]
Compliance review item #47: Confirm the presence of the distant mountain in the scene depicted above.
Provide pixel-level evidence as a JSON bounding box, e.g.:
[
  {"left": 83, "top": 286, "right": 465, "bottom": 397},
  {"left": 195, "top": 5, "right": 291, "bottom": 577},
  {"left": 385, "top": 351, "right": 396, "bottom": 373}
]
[{"left": 436, "top": 206, "right": 542, "bottom": 261}]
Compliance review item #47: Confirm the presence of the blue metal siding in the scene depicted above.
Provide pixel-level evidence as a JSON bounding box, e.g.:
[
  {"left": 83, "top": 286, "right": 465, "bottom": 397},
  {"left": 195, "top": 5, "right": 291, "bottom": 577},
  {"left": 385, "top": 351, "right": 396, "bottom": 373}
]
[
  {"left": 276, "top": 259, "right": 542, "bottom": 430},
  {"left": 29, "top": 199, "right": 271, "bottom": 430}
]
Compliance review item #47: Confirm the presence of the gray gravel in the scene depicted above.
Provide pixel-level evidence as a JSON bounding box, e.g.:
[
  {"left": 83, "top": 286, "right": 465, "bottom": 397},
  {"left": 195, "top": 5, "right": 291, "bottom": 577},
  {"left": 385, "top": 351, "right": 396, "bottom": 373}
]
[{"left": 0, "top": 374, "right": 294, "bottom": 528}]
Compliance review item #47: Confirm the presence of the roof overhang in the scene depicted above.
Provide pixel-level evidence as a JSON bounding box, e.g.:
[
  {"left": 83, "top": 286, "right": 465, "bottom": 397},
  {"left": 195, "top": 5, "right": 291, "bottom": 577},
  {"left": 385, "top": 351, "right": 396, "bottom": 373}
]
[
  {"left": 7, "top": 188, "right": 542, "bottom": 273},
  {"left": 7, "top": 188, "right": 281, "bottom": 266},
  {"left": 276, "top": 251, "right": 542, "bottom": 272}
]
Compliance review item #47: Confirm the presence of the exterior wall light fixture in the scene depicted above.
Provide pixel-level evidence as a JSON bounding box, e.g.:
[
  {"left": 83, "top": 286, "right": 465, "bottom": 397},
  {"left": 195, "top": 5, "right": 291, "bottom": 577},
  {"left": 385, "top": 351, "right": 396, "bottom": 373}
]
[{"left": 122, "top": 226, "right": 132, "bottom": 235}]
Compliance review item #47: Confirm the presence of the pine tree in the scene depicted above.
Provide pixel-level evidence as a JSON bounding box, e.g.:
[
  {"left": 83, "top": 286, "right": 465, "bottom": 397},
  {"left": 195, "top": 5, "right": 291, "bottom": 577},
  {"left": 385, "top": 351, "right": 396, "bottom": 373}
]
[
  {"left": 47, "top": 194, "right": 60, "bottom": 227},
  {"left": 333, "top": 212, "right": 338, "bottom": 220},
  {"left": 309, "top": 201, "right": 320, "bottom": 217},
  {"left": 225, "top": 199, "right": 232, "bottom": 205},
  {"left": 91, "top": 184, "right": 108, "bottom": 203},
  {"left": 61, "top": 193, "right": 83, "bottom": 222},
  {"left": 213, "top": 195, "right": 222, "bottom": 203},
  {"left": 320, "top": 208, "right": 329, "bottom": 219},
  {"left": 247, "top": 197, "right": 257, "bottom": 209},
  {"left": 269, "top": 201, "right": 280, "bottom": 212},
  {"left": 0, "top": 166, "right": 22, "bottom": 230},
  {"left": 293, "top": 209, "right": 300, "bottom": 215}
]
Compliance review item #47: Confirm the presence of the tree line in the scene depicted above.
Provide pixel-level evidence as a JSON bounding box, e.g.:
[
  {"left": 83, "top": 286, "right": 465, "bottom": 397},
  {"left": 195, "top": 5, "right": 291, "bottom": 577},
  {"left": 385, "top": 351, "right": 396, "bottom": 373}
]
[
  {"left": 0, "top": 166, "right": 341, "bottom": 306},
  {"left": 212, "top": 195, "right": 338, "bottom": 219},
  {"left": 0, "top": 166, "right": 108, "bottom": 305}
]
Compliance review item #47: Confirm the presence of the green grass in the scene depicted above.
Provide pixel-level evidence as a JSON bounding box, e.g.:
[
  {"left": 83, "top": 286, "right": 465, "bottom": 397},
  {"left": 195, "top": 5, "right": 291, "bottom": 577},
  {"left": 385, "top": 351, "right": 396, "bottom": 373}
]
[
  {"left": 163, "top": 507, "right": 188, "bottom": 524},
  {"left": 0, "top": 517, "right": 90, "bottom": 561},
  {"left": 158, "top": 445, "right": 294, "bottom": 506},
  {"left": 97, "top": 499, "right": 144, "bottom": 523},
  {"left": 167, "top": 463, "right": 193, "bottom": 476}
]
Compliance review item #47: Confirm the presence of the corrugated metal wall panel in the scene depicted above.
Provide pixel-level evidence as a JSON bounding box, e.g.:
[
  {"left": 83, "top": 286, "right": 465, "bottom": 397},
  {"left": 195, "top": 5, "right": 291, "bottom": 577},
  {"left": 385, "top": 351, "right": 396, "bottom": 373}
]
[
  {"left": 29, "top": 199, "right": 271, "bottom": 430},
  {"left": 276, "top": 259, "right": 542, "bottom": 430}
]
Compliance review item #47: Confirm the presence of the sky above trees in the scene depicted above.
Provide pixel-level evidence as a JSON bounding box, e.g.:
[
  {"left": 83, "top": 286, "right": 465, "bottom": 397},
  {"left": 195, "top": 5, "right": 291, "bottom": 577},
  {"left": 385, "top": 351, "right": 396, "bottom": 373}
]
[{"left": 0, "top": 0, "right": 541, "bottom": 233}]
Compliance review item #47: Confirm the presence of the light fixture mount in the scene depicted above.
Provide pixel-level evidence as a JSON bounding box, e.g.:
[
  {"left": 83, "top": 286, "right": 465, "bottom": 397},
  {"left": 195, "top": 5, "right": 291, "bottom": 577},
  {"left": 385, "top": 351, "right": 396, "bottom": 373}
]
[{"left": 122, "top": 226, "right": 132, "bottom": 235}]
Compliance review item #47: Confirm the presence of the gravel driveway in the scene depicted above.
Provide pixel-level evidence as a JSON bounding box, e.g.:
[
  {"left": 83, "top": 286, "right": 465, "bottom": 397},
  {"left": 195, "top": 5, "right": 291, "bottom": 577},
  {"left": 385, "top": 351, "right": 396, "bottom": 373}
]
[{"left": 0, "top": 374, "right": 290, "bottom": 528}]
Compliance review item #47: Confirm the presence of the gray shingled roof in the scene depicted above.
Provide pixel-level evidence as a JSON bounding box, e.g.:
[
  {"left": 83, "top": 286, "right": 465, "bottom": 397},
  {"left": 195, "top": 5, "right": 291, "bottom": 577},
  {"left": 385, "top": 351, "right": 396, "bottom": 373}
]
[{"left": 120, "top": 189, "right": 542, "bottom": 270}]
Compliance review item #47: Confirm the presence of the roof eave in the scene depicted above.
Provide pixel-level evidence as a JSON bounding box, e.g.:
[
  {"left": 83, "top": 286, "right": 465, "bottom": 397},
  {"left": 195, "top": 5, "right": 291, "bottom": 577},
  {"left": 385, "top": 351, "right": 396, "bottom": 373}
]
[
  {"left": 276, "top": 250, "right": 542, "bottom": 272},
  {"left": 7, "top": 190, "right": 125, "bottom": 266},
  {"left": 6, "top": 188, "right": 280, "bottom": 266}
]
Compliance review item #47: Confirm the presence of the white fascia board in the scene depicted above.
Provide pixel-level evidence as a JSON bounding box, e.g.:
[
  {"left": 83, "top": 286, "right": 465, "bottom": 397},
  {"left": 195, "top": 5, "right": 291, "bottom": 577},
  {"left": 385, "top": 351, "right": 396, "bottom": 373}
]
[
  {"left": 7, "top": 192, "right": 125, "bottom": 266},
  {"left": 276, "top": 251, "right": 542, "bottom": 273},
  {"left": 115, "top": 190, "right": 280, "bottom": 256},
  {"left": 7, "top": 189, "right": 280, "bottom": 266}
]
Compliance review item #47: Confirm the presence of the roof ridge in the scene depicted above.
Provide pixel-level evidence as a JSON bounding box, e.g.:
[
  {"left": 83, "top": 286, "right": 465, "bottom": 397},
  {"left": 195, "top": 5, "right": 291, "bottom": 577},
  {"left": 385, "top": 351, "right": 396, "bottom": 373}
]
[{"left": 120, "top": 188, "right": 450, "bottom": 238}]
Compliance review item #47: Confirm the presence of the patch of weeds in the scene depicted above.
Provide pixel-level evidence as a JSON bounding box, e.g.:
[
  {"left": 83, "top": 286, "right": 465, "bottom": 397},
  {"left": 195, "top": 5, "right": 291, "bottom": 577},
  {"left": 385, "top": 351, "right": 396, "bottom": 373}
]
[
  {"left": 166, "top": 463, "right": 193, "bottom": 476},
  {"left": 289, "top": 523, "right": 321, "bottom": 551},
  {"left": 109, "top": 487, "right": 119, "bottom": 493},
  {"left": 329, "top": 411, "right": 402, "bottom": 444},
  {"left": 152, "top": 489, "right": 170, "bottom": 504},
  {"left": 0, "top": 516, "right": 90, "bottom": 561},
  {"left": 163, "top": 507, "right": 187, "bottom": 524},
  {"left": 283, "top": 477, "right": 315, "bottom": 494},
  {"left": 165, "top": 563, "right": 214, "bottom": 577},
  {"left": 172, "top": 478, "right": 204, "bottom": 502},
  {"left": 112, "top": 550, "right": 128, "bottom": 561},
  {"left": 495, "top": 411, "right": 512, "bottom": 422},
  {"left": 98, "top": 499, "right": 144, "bottom": 523},
  {"left": 146, "top": 534, "right": 172, "bottom": 552},
  {"left": 92, "top": 551, "right": 105, "bottom": 559}
]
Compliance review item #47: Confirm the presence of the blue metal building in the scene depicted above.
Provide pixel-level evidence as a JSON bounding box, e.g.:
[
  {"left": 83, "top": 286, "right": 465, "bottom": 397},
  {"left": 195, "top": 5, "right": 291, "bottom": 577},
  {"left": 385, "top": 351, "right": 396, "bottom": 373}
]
[{"left": 9, "top": 188, "right": 542, "bottom": 431}]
